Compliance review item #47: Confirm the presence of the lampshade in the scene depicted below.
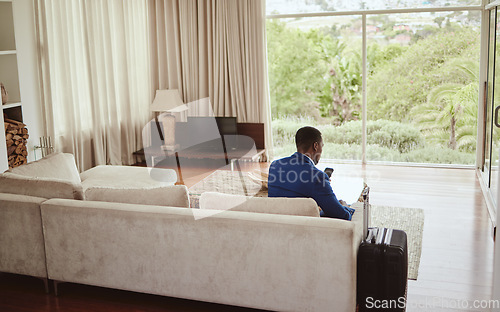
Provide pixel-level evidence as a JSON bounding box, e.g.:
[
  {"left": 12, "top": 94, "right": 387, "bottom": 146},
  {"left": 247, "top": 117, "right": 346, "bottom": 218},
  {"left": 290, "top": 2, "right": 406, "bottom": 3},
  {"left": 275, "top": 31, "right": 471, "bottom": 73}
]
[{"left": 151, "top": 89, "right": 188, "bottom": 113}]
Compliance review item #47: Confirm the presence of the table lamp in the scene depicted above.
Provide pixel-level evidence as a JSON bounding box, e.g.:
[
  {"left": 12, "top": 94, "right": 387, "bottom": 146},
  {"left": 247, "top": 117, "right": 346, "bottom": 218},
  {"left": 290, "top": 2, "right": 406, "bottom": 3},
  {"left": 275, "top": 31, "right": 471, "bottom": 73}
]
[{"left": 151, "top": 89, "right": 188, "bottom": 151}]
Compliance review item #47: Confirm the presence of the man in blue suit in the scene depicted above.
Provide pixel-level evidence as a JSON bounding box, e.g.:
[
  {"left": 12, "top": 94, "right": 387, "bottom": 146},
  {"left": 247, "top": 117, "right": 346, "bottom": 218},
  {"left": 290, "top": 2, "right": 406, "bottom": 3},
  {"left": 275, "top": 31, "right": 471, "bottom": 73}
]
[{"left": 268, "top": 126, "right": 355, "bottom": 220}]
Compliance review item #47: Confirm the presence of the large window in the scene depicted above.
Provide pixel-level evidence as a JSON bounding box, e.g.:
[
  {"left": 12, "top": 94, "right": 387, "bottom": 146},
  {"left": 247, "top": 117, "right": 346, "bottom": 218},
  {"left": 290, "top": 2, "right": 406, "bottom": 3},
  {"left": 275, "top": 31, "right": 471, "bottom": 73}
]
[{"left": 267, "top": 4, "right": 481, "bottom": 165}]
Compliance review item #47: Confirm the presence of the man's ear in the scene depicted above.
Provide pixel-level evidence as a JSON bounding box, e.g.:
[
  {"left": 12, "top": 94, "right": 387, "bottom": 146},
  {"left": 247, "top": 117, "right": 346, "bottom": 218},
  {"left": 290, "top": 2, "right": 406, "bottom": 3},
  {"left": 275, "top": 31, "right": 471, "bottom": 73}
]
[{"left": 313, "top": 142, "right": 318, "bottom": 151}]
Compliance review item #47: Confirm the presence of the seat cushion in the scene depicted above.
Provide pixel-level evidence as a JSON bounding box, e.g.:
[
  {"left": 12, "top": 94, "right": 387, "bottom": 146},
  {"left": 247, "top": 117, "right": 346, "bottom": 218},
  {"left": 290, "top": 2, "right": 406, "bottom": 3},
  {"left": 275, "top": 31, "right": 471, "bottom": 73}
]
[
  {"left": 81, "top": 165, "right": 189, "bottom": 207},
  {"left": 7, "top": 152, "right": 81, "bottom": 184},
  {"left": 199, "top": 192, "right": 320, "bottom": 217}
]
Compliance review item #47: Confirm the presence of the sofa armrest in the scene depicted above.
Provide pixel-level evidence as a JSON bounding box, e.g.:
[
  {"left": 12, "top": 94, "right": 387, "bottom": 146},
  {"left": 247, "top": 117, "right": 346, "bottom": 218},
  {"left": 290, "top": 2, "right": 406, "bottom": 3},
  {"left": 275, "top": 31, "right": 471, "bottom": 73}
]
[
  {"left": 0, "top": 193, "right": 48, "bottom": 278},
  {"left": 350, "top": 201, "right": 364, "bottom": 245}
]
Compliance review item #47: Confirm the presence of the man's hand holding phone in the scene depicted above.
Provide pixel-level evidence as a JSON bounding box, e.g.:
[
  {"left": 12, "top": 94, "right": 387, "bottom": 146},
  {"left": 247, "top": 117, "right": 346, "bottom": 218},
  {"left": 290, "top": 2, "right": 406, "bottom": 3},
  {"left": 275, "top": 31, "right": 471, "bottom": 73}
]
[{"left": 324, "top": 167, "right": 334, "bottom": 179}]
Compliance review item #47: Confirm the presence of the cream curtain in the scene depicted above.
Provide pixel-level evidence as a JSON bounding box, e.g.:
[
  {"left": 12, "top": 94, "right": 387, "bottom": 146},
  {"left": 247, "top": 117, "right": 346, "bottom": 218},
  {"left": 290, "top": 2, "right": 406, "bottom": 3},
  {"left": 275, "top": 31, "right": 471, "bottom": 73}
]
[
  {"left": 35, "top": 0, "right": 151, "bottom": 171},
  {"left": 35, "top": 0, "right": 273, "bottom": 169},
  {"left": 148, "top": 0, "right": 273, "bottom": 158}
]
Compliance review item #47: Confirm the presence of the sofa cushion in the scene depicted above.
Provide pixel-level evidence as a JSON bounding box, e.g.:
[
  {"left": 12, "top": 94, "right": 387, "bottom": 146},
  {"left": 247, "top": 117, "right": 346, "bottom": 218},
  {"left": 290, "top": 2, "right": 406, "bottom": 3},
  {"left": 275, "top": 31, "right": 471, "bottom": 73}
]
[
  {"left": 80, "top": 165, "right": 176, "bottom": 187},
  {"left": 7, "top": 152, "right": 81, "bottom": 184},
  {"left": 0, "top": 152, "right": 83, "bottom": 200},
  {"left": 81, "top": 165, "right": 188, "bottom": 207},
  {"left": 0, "top": 172, "right": 84, "bottom": 200},
  {"left": 84, "top": 185, "right": 190, "bottom": 208},
  {"left": 199, "top": 192, "right": 320, "bottom": 217}
]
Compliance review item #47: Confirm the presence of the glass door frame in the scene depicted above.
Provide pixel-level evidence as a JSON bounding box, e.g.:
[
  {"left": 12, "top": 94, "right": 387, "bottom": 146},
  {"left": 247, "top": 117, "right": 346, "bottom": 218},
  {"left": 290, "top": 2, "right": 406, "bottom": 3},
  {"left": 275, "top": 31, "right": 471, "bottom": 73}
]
[
  {"left": 484, "top": 7, "right": 497, "bottom": 189},
  {"left": 480, "top": 0, "right": 500, "bottom": 224}
]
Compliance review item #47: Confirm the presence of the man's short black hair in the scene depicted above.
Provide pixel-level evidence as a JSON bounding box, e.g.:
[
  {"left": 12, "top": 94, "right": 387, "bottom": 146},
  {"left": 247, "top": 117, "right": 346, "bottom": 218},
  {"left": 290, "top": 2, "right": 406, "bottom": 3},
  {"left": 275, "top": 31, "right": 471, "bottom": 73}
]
[{"left": 295, "top": 126, "right": 322, "bottom": 151}]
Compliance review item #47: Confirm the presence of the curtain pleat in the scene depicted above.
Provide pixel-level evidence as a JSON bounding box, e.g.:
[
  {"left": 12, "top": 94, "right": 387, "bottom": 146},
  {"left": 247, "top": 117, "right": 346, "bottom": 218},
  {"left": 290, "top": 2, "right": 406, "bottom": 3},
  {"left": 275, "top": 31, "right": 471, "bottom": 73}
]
[
  {"left": 35, "top": 0, "right": 151, "bottom": 171},
  {"left": 148, "top": 0, "right": 273, "bottom": 159}
]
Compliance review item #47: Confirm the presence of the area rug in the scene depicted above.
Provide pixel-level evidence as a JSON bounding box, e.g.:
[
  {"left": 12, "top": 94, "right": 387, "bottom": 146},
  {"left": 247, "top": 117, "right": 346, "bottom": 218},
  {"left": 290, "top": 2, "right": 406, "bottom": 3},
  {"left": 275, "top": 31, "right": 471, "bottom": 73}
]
[
  {"left": 189, "top": 170, "right": 424, "bottom": 280},
  {"left": 370, "top": 205, "right": 424, "bottom": 280},
  {"left": 189, "top": 170, "right": 268, "bottom": 208}
]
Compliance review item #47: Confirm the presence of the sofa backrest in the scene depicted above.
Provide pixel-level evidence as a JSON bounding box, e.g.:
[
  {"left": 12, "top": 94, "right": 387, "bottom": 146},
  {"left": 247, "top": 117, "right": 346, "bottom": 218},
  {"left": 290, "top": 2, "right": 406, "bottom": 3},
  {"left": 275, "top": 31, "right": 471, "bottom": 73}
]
[
  {"left": 41, "top": 199, "right": 359, "bottom": 312},
  {"left": 0, "top": 192, "right": 48, "bottom": 278},
  {"left": 0, "top": 153, "right": 84, "bottom": 200},
  {"left": 199, "top": 192, "right": 320, "bottom": 217}
]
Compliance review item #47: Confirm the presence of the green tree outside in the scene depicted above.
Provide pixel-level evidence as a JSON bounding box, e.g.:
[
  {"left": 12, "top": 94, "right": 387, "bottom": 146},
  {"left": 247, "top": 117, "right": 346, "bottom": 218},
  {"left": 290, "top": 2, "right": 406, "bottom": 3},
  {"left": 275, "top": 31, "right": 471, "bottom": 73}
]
[{"left": 267, "top": 17, "right": 480, "bottom": 165}]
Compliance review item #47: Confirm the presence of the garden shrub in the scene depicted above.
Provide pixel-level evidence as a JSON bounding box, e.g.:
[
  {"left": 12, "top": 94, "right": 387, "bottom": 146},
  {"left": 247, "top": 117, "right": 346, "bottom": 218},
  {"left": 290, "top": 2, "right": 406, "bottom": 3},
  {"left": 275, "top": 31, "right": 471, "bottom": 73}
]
[
  {"left": 271, "top": 117, "right": 474, "bottom": 165},
  {"left": 274, "top": 119, "right": 423, "bottom": 152},
  {"left": 400, "top": 147, "right": 475, "bottom": 164},
  {"left": 367, "top": 120, "right": 423, "bottom": 153}
]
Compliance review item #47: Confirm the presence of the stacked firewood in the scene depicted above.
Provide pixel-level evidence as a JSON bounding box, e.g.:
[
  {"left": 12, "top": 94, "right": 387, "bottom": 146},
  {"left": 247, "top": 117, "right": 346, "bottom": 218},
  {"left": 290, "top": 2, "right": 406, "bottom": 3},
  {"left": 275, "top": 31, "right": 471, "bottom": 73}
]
[{"left": 4, "top": 118, "right": 28, "bottom": 168}]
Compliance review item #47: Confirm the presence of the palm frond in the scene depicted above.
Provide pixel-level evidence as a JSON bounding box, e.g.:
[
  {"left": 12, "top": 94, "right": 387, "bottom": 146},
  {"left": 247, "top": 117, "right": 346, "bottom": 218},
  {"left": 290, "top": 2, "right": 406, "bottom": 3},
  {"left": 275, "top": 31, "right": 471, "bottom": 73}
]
[
  {"left": 427, "top": 83, "right": 463, "bottom": 104},
  {"left": 453, "top": 60, "right": 479, "bottom": 81}
]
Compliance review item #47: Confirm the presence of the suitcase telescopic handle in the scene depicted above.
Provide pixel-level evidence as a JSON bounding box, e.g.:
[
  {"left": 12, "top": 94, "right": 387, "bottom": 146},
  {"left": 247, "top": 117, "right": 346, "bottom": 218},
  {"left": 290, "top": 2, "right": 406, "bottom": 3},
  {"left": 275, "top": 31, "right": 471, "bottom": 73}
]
[
  {"left": 363, "top": 186, "right": 370, "bottom": 240},
  {"left": 362, "top": 186, "right": 369, "bottom": 199}
]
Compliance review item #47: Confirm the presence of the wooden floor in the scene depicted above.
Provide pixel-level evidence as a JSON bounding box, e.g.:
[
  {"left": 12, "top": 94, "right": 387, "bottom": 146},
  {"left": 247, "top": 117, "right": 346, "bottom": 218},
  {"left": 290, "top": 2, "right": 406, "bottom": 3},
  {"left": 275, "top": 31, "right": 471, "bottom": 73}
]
[
  {"left": 0, "top": 162, "right": 495, "bottom": 312},
  {"left": 325, "top": 162, "right": 495, "bottom": 312}
]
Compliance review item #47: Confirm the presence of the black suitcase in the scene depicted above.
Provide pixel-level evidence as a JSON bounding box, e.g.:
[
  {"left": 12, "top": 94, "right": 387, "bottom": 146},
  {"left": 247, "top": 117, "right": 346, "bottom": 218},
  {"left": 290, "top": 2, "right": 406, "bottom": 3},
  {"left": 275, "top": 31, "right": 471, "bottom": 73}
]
[
  {"left": 357, "top": 187, "right": 409, "bottom": 311},
  {"left": 357, "top": 227, "right": 408, "bottom": 311}
]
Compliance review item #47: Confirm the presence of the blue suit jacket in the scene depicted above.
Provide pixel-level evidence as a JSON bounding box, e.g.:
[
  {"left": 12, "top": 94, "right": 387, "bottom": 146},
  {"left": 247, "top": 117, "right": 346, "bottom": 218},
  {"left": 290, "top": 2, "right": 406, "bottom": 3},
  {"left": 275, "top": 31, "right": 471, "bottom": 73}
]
[{"left": 267, "top": 152, "right": 354, "bottom": 220}]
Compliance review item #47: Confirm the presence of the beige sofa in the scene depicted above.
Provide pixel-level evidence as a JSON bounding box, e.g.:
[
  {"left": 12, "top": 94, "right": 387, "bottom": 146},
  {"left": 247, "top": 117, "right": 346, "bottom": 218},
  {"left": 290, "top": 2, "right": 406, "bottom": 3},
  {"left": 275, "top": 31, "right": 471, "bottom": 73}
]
[
  {"left": 0, "top": 153, "right": 364, "bottom": 312},
  {"left": 0, "top": 153, "right": 188, "bottom": 291}
]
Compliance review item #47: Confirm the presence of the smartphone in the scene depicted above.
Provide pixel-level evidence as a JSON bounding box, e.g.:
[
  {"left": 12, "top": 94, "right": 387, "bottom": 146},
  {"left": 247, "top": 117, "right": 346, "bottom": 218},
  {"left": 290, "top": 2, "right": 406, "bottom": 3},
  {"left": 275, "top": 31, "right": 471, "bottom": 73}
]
[{"left": 324, "top": 167, "right": 334, "bottom": 178}]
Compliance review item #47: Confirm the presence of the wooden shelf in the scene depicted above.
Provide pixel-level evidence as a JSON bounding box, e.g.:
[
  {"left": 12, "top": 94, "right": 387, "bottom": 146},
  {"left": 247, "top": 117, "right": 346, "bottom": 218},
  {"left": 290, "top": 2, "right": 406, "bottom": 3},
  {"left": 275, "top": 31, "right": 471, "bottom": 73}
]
[
  {"left": 0, "top": 50, "right": 16, "bottom": 56},
  {"left": 2, "top": 102, "right": 21, "bottom": 110}
]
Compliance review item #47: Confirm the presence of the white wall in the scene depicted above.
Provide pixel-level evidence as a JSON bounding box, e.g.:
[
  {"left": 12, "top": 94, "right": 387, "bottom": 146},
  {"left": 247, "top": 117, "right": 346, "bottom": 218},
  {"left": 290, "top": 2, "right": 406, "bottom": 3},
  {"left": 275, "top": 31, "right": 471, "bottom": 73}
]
[{"left": 12, "top": 0, "right": 43, "bottom": 162}]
